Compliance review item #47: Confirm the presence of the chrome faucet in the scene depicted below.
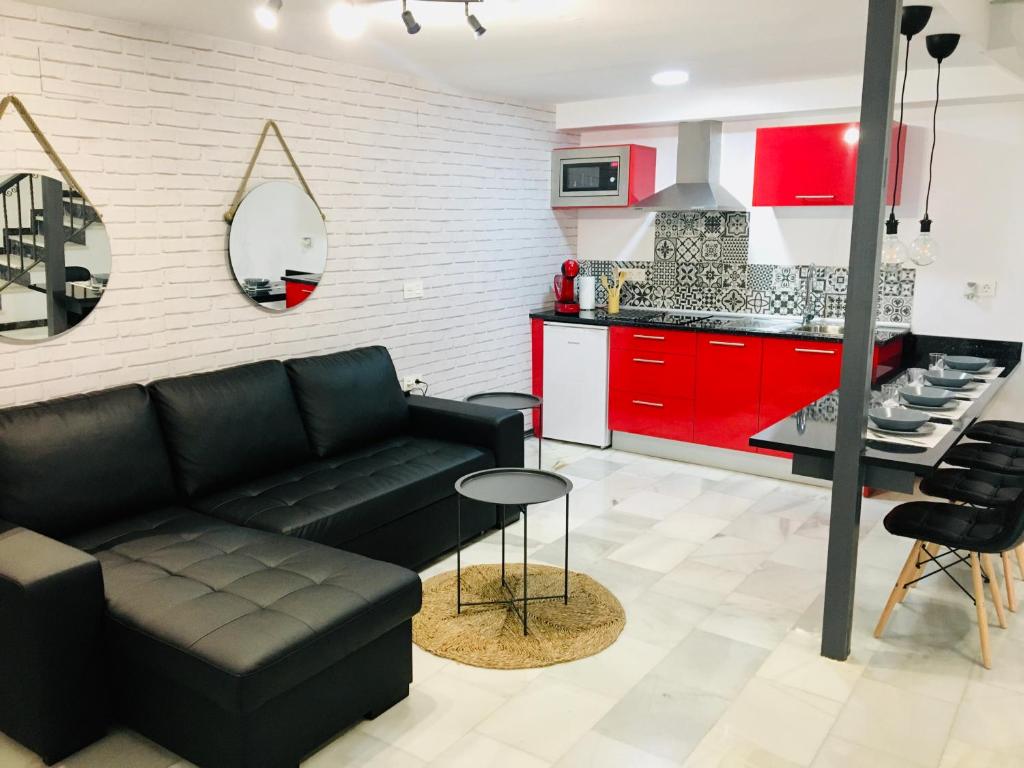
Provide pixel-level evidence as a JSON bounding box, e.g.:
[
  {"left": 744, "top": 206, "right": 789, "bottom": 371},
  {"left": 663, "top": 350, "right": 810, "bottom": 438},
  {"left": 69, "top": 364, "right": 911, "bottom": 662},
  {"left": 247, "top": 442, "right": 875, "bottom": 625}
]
[{"left": 802, "top": 264, "right": 818, "bottom": 326}]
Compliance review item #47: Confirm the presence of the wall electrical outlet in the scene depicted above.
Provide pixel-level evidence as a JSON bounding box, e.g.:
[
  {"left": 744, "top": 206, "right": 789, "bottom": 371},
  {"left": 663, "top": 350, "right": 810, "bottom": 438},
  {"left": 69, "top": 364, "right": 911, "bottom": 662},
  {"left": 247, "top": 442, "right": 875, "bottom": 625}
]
[
  {"left": 401, "top": 375, "right": 423, "bottom": 392},
  {"left": 403, "top": 279, "right": 424, "bottom": 299},
  {"left": 977, "top": 280, "right": 997, "bottom": 298},
  {"left": 620, "top": 268, "right": 647, "bottom": 283}
]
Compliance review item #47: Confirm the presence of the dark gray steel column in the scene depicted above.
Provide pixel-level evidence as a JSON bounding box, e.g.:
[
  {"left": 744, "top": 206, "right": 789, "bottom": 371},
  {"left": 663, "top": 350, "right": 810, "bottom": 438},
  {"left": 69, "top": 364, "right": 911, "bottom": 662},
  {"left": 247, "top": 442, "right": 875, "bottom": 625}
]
[
  {"left": 821, "top": 0, "right": 903, "bottom": 661},
  {"left": 41, "top": 176, "right": 67, "bottom": 336}
]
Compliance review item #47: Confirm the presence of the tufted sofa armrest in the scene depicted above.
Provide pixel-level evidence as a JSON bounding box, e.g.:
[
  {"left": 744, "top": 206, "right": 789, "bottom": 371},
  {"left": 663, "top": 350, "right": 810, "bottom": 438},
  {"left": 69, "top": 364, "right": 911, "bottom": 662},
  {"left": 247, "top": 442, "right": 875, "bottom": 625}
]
[
  {"left": 407, "top": 395, "right": 524, "bottom": 469},
  {"left": 0, "top": 525, "right": 108, "bottom": 764}
]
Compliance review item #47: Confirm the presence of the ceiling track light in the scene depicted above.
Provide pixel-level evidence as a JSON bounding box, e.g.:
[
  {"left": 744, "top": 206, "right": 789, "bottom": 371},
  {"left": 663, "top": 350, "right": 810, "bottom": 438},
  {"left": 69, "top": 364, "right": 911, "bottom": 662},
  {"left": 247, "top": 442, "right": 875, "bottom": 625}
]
[
  {"left": 402, "top": 0, "right": 421, "bottom": 34},
  {"left": 465, "top": 2, "right": 486, "bottom": 38},
  {"left": 254, "top": 0, "right": 283, "bottom": 30}
]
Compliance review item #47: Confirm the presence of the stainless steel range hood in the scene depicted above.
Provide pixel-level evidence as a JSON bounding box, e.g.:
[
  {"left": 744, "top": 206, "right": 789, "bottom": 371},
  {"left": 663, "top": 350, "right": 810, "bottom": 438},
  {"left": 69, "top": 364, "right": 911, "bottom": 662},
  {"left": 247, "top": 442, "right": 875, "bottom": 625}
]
[{"left": 634, "top": 121, "right": 745, "bottom": 211}]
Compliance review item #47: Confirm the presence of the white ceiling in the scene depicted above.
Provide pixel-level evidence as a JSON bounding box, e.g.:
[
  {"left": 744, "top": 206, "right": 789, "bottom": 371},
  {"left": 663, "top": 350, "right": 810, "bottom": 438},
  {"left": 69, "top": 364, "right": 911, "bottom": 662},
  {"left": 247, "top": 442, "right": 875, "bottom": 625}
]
[{"left": 23, "top": 0, "right": 990, "bottom": 105}]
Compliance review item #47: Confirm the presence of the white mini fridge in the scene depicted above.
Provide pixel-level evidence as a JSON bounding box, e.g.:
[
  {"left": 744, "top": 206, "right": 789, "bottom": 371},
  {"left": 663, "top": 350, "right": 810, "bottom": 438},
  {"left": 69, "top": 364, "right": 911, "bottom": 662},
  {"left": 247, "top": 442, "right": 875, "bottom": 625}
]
[{"left": 542, "top": 322, "right": 611, "bottom": 447}]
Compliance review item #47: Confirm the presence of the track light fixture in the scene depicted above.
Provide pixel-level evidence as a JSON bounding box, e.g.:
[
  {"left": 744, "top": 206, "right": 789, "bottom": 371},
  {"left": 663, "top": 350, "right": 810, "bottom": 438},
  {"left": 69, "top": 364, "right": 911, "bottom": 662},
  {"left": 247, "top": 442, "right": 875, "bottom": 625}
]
[
  {"left": 466, "top": 2, "right": 486, "bottom": 38},
  {"left": 402, "top": 0, "right": 421, "bottom": 34},
  {"left": 254, "top": 0, "right": 283, "bottom": 30}
]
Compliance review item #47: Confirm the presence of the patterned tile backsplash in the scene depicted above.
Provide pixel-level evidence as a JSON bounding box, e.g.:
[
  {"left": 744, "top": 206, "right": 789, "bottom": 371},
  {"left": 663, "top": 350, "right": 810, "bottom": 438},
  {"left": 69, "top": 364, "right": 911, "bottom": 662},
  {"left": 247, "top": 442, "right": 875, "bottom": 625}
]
[{"left": 581, "top": 211, "right": 915, "bottom": 324}]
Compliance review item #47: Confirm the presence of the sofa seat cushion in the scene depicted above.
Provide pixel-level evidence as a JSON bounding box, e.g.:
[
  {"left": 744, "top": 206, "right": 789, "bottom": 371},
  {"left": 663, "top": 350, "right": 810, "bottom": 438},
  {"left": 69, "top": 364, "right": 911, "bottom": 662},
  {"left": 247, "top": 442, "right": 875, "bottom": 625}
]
[
  {"left": 66, "top": 508, "right": 421, "bottom": 713},
  {"left": 192, "top": 435, "right": 493, "bottom": 546}
]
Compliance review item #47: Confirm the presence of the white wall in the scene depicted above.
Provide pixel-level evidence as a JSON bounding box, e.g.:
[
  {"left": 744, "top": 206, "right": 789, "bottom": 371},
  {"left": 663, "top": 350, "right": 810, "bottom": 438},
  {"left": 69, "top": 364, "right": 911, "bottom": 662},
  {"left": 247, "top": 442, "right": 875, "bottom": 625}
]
[{"left": 0, "top": 0, "right": 578, "bottom": 407}]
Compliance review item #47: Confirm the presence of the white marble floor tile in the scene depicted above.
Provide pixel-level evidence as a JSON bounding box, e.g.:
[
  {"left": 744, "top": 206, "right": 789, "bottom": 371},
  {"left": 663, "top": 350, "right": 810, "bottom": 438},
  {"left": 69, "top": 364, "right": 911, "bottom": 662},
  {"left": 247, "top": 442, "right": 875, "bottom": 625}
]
[
  {"left": 475, "top": 678, "right": 616, "bottom": 762},
  {"left": 358, "top": 670, "right": 506, "bottom": 762},
  {"left": 649, "top": 560, "right": 747, "bottom": 609},
  {"left": 619, "top": 588, "right": 712, "bottom": 648},
  {"left": 652, "top": 509, "right": 732, "bottom": 544},
  {"left": 651, "top": 629, "right": 769, "bottom": 698},
  {"left": 687, "top": 534, "right": 776, "bottom": 575},
  {"left": 611, "top": 489, "right": 689, "bottom": 520},
  {"left": 698, "top": 592, "right": 803, "bottom": 651},
  {"left": 830, "top": 677, "right": 958, "bottom": 767},
  {"left": 949, "top": 679, "right": 1024, "bottom": 754},
  {"left": 939, "top": 738, "right": 1024, "bottom": 768},
  {"left": 606, "top": 532, "right": 698, "bottom": 573},
  {"left": 542, "top": 634, "right": 671, "bottom": 698},
  {"left": 680, "top": 492, "right": 758, "bottom": 522},
  {"left": 306, "top": 730, "right": 424, "bottom": 768},
  {"left": 700, "top": 677, "right": 842, "bottom": 766},
  {"left": 554, "top": 731, "right": 681, "bottom": 768},
  {"left": 682, "top": 726, "right": 803, "bottom": 768},
  {"left": 756, "top": 629, "right": 866, "bottom": 704},
  {"left": 734, "top": 561, "right": 827, "bottom": 613},
  {"left": 810, "top": 735, "right": 911, "bottom": 768},
  {"left": 426, "top": 732, "right": 549, "bottom": 768}
]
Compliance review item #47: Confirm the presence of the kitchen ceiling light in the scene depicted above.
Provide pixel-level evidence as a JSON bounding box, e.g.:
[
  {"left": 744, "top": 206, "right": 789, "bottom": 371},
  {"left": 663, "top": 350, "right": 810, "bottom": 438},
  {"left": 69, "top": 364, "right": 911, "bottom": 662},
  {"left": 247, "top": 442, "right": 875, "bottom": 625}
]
[
  {"left": 651, "top": 70, "right": 690, "bottom": 86},
  {"left": 254, "top": 0, "right": 283, "bottom": 30},
  {"left": 883, "top": 5, "right": 934, "bottom": 268},
  {"left": 402, "top": 0, "right": 421, "bottom": 34},
  {"left": 911, "top": 32, "right": 961, "bottom": 267},
  {"left": 329, "top": 2, "right": 367, "bottom": 40},
  {"left": 466, "top": 3, "right": 486, "bottom": 38}
]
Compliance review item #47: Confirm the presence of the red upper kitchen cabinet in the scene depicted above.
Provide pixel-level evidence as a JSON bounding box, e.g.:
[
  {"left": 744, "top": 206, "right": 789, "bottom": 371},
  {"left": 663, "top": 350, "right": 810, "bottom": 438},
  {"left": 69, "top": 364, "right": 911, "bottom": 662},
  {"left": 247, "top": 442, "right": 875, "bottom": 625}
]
[
  {"left": 693, "top": 333, "right": 764, "bottom": 453},
  {"left": 752, "top": 122, "right": 906, "bottom": 206}
]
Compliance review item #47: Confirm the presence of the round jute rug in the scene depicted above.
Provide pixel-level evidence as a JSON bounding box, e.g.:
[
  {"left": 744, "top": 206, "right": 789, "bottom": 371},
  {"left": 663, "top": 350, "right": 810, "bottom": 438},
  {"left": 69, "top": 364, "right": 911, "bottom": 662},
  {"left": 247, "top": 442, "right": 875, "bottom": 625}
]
[{"left": 412, "top": 563, "right": 626, "bottom": 669}]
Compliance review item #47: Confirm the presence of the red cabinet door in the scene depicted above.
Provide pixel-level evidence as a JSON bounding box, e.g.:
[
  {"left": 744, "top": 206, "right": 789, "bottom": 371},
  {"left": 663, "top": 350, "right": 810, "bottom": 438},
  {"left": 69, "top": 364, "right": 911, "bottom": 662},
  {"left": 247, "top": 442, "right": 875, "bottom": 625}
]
[
  {"left": 752, "top": 122, "right": 905, "bottom": 207},
  {"left": 610, "top": 347, "right": 696, "bottom": 396},
  {"left": 609, "top": 390, "right": 694, "bottom": 442},
  {"left": 758, "top": 338, "right": 842, "bottom": 456},
  {"left": 693, "top": 334, "right": 764, "bottom": 452}
]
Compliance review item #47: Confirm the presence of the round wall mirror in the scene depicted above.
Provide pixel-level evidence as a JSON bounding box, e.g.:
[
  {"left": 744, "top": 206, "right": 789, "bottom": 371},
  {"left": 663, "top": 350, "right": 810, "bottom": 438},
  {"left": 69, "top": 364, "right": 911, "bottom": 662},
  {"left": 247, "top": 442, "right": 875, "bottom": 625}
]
[
  {"left": 0, "top": 172, "right": 112, "bottom": 342},
  {"left": 228, "top": 181, "right": 326, "bottom": 311}
]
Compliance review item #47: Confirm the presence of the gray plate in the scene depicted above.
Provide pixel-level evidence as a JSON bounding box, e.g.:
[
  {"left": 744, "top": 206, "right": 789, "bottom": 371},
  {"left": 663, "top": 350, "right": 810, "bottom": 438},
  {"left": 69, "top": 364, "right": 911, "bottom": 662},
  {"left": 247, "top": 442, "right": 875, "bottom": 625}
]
[
  {"left": 902, "top": 400, "right": 957, "bottom": 412},
  {"left": 869, "top": 422, "right": 937, "bottom": 437},
  {"left": 898, "top": 385, "right": 957, "bottom": 407},
  {"left": 944, "top": 355, "right": 993, "bottom": 372},
  {"left": 868, "top": 406, "right": 931, "bottom": 432},
  {"left": 924, "top": 371, "right": 975, "bottom": 389}
]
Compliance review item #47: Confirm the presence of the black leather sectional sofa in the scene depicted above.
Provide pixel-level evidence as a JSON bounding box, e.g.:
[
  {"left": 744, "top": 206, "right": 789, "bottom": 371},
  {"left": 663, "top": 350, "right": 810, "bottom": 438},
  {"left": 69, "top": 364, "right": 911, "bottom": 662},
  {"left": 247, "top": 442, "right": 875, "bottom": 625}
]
[{"left": 0, "top": 346, "right": 523, "bottom": 768}]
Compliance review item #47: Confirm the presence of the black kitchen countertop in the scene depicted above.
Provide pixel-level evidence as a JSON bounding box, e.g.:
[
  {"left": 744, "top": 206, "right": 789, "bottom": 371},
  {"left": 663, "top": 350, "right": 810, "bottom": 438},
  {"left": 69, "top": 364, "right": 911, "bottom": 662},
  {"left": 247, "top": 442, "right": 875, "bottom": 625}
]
[
  {"left": 530, "top": 307, "right": 911, "bottom": 345},
  {"left": 751, "top": 336, "right": 1022, "bottom": 474}
]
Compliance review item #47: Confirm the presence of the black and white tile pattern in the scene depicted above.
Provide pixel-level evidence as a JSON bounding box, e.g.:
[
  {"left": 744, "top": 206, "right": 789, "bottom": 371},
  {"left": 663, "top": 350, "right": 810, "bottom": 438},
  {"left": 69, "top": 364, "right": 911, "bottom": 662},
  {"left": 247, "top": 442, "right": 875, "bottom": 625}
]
[{"left": 580, "top": 212, "right": 916, "bottom": 324}]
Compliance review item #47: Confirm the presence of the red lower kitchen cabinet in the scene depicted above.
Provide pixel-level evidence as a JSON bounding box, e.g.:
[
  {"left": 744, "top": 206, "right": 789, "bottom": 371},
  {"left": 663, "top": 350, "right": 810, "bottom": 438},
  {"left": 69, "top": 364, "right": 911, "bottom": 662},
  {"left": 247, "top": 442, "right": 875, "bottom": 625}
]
[
  {"left": 873, "top": 336, "right": 905, "bottom": 383},
  {"left": 758, "top": 338, "right": 843, "bottom": 457},
  {"left": 608, "top": 326, "right": 696, "bottom": 441},
  {"left": 693, "top": 334, "right": 764, "bottom": 452}
]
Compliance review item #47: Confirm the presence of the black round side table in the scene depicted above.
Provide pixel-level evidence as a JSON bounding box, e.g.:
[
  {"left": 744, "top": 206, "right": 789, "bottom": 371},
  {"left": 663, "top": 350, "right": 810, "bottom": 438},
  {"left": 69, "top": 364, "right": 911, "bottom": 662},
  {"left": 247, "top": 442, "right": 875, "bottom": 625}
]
[
  {"left": 454, "top": 467, "right": 572, "bottom": 636},
  {"left": 465, "top": 392, "right": 543, "bottom": 468}
]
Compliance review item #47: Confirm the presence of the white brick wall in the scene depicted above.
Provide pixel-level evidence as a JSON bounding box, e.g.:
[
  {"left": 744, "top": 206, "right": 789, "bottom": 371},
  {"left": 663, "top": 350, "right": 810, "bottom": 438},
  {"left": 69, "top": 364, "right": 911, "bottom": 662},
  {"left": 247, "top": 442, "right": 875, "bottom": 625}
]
[{"left": 0, "top": 0, "right": 577, "bottom": 407}]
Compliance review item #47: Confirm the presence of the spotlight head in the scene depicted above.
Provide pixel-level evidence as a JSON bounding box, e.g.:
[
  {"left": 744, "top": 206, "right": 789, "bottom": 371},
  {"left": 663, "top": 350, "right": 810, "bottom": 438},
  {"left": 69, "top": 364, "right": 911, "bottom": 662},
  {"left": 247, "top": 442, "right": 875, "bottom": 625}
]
[
  {"left": 254, "top": 0, "right": 282, "bottom": 30},
  {"left": 401, "top": 1, "right": 421, "bottom": 35},
  {"left": 467, "top": 13, "right": 486, "bottom": 38},
  {"left": 926, "top": 33, "right": 961, "bottom": 62},
  {"left": 901, "top": 5, "right": 933, "bottom": 39}
]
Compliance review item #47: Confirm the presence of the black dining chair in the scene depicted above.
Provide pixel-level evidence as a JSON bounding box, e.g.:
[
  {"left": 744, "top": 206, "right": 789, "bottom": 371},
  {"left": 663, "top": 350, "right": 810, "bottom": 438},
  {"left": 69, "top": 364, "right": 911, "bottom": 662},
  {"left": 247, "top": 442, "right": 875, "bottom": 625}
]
[
  {"left": 920, "top": 468, "right": 1024, "bottom": 611},
  {"left": 874, "top": 488, "right": 1024, "bottom": 668},
  {"left": 965, "top": 420, "right": 1024, "bottom": 448}
]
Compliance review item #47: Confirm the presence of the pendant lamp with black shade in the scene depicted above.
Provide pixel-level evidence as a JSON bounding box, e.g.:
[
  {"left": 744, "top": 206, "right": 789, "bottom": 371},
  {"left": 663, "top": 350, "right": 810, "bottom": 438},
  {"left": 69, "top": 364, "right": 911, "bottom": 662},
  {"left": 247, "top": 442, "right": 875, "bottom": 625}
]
[
  {"left": 882, "top": 5, "right": 933, "bottom": 270},
  {"left": 909, "top": 32, "right": 960, "bottom": 267}
]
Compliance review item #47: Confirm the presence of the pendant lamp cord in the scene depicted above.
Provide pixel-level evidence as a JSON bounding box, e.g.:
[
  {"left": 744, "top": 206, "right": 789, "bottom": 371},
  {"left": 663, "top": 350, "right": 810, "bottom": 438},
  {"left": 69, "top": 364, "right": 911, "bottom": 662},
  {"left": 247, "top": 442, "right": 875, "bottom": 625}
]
[
  {"left": 891, "top": 37, "right": 911, "bottom": 220},
  {"left": 924, "top": 58, "right": 942, "bottom": 220}
]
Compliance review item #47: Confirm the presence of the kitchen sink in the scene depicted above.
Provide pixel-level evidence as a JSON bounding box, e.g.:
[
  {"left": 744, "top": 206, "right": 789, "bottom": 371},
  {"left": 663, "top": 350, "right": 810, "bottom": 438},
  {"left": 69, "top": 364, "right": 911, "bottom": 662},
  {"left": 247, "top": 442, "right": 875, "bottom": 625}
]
[{"left": 795, "top": 321, "right": 845, "bottom": 336}]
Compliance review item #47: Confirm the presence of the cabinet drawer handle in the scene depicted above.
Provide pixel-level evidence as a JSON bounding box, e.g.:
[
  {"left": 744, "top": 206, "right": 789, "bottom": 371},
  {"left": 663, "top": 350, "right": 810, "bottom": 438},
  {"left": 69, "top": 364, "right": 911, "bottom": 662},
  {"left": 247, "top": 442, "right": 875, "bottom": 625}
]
[
  {"left": 795, "top": 348, "right": 837, "bottom": 355},
  {"left": 631, "top": 399, "right": 664, "bottom": 408},
  {"left": 709, "top": 341, "right": 745, "bottom": 348},
  {"left": 634, "top": 334, "right": 665, "bottom": 341},
  {"left": 794, "top": 194, "right": 836, "bottom": 200},
  {"left": 632, "top": 358, "right": 665, "bottom": 365}
]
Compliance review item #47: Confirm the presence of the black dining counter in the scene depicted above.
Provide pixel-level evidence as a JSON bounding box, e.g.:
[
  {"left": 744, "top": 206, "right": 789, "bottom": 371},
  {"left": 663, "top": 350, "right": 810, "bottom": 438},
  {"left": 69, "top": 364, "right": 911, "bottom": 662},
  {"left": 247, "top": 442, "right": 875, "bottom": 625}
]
[{"left": 750, "top": 335, "right": 1023, "bottom": 491}]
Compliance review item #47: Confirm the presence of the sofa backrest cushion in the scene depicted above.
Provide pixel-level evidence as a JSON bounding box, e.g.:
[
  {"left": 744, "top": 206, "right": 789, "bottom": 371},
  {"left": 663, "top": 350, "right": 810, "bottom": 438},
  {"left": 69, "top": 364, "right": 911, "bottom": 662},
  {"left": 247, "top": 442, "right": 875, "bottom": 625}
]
[
  {"left": 149, "top": 361, "right": 312, "bottom": 497},
  {"left": 285, "top": 346, "right": 409, "bottom": 457},
  {"left": 0, "top": 385, "right": 178, "bottom": 539}
]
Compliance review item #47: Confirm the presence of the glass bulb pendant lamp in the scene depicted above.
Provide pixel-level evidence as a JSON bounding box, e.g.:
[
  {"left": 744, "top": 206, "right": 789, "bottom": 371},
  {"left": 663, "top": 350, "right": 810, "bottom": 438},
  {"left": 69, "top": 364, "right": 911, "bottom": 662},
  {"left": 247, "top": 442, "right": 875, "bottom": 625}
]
[
  {"left": 882, "top": 215, "right": 909, "bottom": 269},
  {"left": 910, "top": 32, "right": 960, "bottom": 267}
]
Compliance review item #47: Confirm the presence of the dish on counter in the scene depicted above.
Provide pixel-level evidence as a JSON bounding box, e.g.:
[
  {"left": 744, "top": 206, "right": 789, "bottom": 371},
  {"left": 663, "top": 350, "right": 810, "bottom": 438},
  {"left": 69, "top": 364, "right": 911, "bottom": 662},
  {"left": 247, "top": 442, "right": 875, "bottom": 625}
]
[
  {"left": 923, "top": 370, "right": 976, "bottom": 389},
  {"left": 944, "top": 355, "right": 993, "bottom": 372},
  {"left": 898, "top": 385, "right": 957, "bottom": 407},
  {"left": 869, "top": 421, "right": 937, "bottom": 437},
  {"left": 868, "top": 406, "right": 931, "bottom": 432},
  {"left": 902, "top": 400, "right": 958, "bottom": 412}
]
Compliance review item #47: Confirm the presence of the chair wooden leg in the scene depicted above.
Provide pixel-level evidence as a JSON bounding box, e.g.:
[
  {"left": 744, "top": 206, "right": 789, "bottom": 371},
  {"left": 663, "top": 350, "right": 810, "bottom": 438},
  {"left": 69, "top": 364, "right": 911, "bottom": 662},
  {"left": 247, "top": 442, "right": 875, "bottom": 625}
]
[
  {"left": 906, "top": 542, "right": 937, "bottom": 594},
  {"left": 1002, "top": 551, "right": 1018, "bottom": 613},
  {"left": 982, "top": 553, "right": 1009, "bottom": 629},
  {"left": 875, "top": 540, "right": 925, "bottom": 638},
  {"left": 1016, "top": 545, "right": 1024, "bottom": 581},
  {"left": 970, "top": 551, "right": 993, "bottom": 669}
]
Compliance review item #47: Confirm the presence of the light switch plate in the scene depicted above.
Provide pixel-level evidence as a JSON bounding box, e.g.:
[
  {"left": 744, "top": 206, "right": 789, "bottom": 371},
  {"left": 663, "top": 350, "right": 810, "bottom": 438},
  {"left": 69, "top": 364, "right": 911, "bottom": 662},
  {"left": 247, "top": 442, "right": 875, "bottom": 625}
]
[
  {"left": 403, "top": 279, "right": 424, "bottom": 299},
  {"left": 977, "top": 280, "right": 997, "bottom": 298}
]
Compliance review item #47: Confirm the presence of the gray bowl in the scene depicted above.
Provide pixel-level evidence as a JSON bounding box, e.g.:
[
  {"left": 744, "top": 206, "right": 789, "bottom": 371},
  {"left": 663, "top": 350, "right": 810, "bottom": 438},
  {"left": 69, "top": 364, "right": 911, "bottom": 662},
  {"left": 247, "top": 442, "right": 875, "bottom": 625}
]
[
  {"left": 924, "top": 370, "right": 974, "bottom": 389},
  {"left": 898, "top": 385, "right": 957, "bottom": 407},
  {"left": 944, "top": 355, "right": 991, "bottom": 372},
  {"left": 868, "top": 406, "right": 930, "bottom": 432}
]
